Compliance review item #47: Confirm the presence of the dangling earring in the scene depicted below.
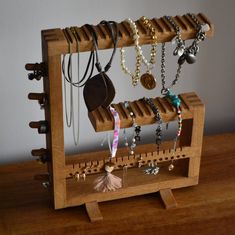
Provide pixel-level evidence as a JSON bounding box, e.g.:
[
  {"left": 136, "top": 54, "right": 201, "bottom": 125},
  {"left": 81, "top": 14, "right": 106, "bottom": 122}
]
[{"left": 144, "top": 160, "right": 159, "bottom": 175}]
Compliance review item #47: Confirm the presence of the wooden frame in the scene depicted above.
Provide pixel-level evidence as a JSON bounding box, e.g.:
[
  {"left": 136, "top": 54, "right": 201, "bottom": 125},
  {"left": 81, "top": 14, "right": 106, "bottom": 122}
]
[{"left": 28, "top": 13, "right": 214, "bottom": 222}]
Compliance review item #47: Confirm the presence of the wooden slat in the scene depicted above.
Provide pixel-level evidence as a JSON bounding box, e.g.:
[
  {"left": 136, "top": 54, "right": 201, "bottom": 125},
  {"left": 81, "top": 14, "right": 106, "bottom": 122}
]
[
  {"left": 41, "top": 13, "right": 214, "bottom": 56},
  {"left": 88, "top": 92, "right": 197, "bottom": 132}
]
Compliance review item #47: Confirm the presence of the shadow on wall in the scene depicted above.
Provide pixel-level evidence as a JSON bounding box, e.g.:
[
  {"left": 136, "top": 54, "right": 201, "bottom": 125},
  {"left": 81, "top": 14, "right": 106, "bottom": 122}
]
[{"left": 198, "top": 0, "right": 235, "bottom": 134}]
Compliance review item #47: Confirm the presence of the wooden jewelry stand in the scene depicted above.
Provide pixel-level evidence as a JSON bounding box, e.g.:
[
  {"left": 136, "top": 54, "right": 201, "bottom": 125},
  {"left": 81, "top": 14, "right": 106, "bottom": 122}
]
[{"left": 27, "top": 13, "right": 214, "bottom": 222}]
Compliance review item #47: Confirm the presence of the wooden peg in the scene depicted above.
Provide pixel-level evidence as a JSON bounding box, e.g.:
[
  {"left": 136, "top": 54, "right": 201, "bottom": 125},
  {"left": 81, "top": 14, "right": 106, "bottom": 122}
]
[
  {"left": 34, "top": 173, "right": 50, "bottom": 181},
  {"left": 25, "top": 62, "right": 46, "bottom": 80},
  {"left": 31, "top": 148, "right": 49, "bottom": 163},
  {"left": 29, "top": 121, "right": 49, "bottom": 134},
  {"left": 28, "top": 92, "right": 46, "bottom": 101},
  {"left": 28, "top": 93, "right": 47, "bottom": 108},
  {"left": 31, "top": 148, "right": 47, "bottom": 156},
  {"left": 25, "top": 63, "right": 45, "bottom": 71}
]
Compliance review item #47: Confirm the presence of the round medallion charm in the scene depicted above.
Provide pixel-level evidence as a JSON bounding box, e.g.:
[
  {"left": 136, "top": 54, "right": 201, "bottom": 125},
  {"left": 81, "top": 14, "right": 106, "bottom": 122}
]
[{"left": 140, "top": 73, "right": 156, "bottom": 90}]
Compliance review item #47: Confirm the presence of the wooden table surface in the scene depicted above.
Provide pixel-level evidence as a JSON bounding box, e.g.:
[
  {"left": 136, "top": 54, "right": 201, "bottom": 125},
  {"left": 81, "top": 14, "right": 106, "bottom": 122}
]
[{"left": 1, "top": 133, "right": 235, "bottom": 235}]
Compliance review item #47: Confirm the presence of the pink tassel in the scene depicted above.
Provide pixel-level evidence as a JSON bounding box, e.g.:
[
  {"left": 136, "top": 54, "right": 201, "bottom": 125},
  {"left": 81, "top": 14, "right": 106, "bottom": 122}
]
[{"left": 94, "top": 162, "right": 122, "bottom": 192}]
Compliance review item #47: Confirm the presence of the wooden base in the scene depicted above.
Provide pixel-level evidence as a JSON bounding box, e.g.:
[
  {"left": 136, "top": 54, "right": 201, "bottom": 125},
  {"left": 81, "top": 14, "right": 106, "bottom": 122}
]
[
  {"left": 85, "top": 188, "right": 177, "bottom": 222},
  {"left": 159, "top": 188, "right": 177, "bottom": 209},
  {"left": 85, "top": 201, "right": 103, "bottom": 222}
]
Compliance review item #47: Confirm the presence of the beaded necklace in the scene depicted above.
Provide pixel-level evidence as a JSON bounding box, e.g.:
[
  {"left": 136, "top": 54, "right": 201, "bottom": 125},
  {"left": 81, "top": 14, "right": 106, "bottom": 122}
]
[{"left": 120, "top": 18, "right": 157, "bottom": 88}]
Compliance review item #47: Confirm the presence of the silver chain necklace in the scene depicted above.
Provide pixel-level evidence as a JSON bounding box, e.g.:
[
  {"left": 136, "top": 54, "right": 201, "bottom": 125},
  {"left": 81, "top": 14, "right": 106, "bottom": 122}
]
[
  {"left": 165, "top": 14, "right": 210, "bottom": 65},
  {"left": 160, "top": 43, "right": 182, "bottom": 95}
]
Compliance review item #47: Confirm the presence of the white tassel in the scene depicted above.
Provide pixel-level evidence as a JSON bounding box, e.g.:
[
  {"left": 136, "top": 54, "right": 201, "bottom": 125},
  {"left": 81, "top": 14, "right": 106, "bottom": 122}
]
[{"left": 94, "top": 162, "right": 122, "bottom": 192}]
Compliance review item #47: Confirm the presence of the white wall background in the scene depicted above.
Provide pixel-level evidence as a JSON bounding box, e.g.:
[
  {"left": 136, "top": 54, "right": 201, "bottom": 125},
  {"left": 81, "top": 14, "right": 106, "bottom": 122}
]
[{"left": 0, "top": 0, "right": 234, "bottom": 164}]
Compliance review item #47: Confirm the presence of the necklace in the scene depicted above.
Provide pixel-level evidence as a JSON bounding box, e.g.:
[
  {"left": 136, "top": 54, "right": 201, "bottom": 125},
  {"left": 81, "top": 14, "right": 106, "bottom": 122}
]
[
  {"left": 159, "top": 18, "right": 183, "bottom": 170},
  {"left": 160, "top": 43, "right": 182, "bottom": 95},
  {"left": 160, "top": 44, "right": 182, "bottom": 170},
  {"left": 83, "top": 22, "right": 118, "bottom": 111},
  {"left": 120, "top": 18, "right": 142, "bottom": 86},
  {"left": 178, "top": 13, "right": 210, "bottom": 65},
  {"left": 139, "top": 16, "right": 158, "bottom": 90},
  {"left": 165, "top": 14, "right": 210, "bottom": 65},
  {"left": 61, "top": 32, "right": 80, "bottom": 146},
  {"left": 120, "top": 18, "right": 157, "bottom": 88}
]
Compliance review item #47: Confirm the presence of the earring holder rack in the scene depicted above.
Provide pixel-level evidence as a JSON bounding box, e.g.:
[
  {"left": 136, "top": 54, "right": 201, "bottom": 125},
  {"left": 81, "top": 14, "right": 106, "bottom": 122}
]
[{"left": 26, "top": 13, "right": 214, "bottom": 222}]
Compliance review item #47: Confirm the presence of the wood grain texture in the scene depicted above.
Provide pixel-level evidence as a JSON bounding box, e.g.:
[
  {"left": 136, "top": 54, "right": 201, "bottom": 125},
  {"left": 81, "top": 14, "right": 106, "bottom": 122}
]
[
  {"left": 88, "top": 92, "right": 203, "bottom": 132},
  {"left": 159, "top": 188, "right": 177, "bottom": 209},
  {"left": 0, "top": 133, "right": 235, "bottom": 235},
  {"left": 41, "top": 13, "right": 214, "bottom": 56},
  {"left": 85, "top": 201, "right": 103, "bottom": 222}
]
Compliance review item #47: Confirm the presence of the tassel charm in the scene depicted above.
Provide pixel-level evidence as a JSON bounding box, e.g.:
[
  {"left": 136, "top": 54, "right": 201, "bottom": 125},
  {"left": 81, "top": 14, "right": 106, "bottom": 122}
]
[{"left": 94, "top": 162, "right": 122, "bottom": 192}]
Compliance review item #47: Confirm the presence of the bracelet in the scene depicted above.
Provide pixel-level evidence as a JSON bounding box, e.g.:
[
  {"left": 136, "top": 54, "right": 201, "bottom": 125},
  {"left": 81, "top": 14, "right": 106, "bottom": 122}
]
[
  {"left": 140, "top": 16, "right": 158, "bottom": 65},
  {"left": 109, "top": 106, "right": 121, "bottom": 158},
  {"left": 141, "top": 97, "right": 162, "bottom": 150},
  {"left": 123, "top": 101, "right": 141, "bottom": 155},
  {"left": 120, "top": 18, "right": 142, "bottom": 86}
]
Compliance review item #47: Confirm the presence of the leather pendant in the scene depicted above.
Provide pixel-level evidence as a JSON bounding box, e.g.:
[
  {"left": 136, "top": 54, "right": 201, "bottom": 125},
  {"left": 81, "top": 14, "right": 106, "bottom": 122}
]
[
  {"left": 140, "top": 73, "right": 156, "bottom": 90},
  {"left": 83, "top": 72, "right": 115, "bottom": 112},
  {"left": 101, "top": 72, "right": 115, "bottom": 108}
]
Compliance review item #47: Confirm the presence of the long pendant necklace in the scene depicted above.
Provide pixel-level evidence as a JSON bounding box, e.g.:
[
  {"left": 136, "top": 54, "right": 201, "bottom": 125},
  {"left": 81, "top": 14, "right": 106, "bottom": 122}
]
[
  {"left": 62, "top": 26, "right": 96, "bottom": 146},
  {"left": 160, "top": 40, "right": 182, "bottom": 171}
]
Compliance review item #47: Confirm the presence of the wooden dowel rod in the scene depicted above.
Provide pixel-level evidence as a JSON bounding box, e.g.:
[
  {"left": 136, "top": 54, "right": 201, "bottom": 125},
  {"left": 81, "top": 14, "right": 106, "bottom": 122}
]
[
  {"left": 28, "top": 93, "right": 46, "bottom": 101},
  {"left": 29, "top": 121, "right": 41, "bottom": 129},
  {"left": 31, "top": 148, "right": 47, "bottom": 157},
  {"left": 25, "top": 63, "right": 44, "bottom": 71},
  {"left": 29, "top": 121, "right": 49, "bottom": 134}
]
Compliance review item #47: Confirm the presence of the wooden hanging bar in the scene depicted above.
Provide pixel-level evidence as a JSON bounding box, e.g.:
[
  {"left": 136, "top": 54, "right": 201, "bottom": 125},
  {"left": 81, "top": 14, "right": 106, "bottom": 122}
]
[
  {"left": 89, "top": 92, "right": 202, "bottom": 132},
  {"left": 42, "top": 13, "right": 214, "bottom": 57}
]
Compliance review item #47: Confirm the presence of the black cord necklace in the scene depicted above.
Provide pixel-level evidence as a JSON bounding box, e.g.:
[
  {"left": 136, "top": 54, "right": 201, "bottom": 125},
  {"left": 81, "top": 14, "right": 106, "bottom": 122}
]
[{"left": 83, "top": 21, "right": 119, "bottom": 111}]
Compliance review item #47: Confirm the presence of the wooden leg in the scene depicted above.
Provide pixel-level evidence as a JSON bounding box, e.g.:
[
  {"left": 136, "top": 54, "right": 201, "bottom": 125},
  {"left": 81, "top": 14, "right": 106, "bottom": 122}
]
[
  {"left": 159, "top": 188, "right": 177, "bottom": 209},
  {"left": 85, "top": 201, "right": 103, "bottom": 222}
]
